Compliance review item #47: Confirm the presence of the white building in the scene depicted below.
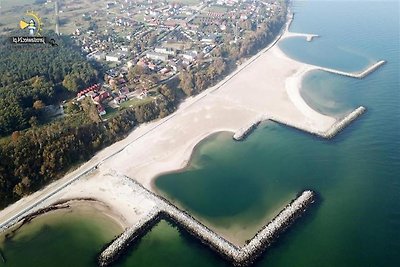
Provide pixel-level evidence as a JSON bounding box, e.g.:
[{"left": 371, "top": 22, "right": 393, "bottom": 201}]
[
  {"left": 155, "top": 47, "right": 176, "bottom": 56},
  {"left": 146, "top": 51, "right": 169, "bottom": 61},
  {"left": 106, "top": 53, "right": 122, "bottom": 62}
]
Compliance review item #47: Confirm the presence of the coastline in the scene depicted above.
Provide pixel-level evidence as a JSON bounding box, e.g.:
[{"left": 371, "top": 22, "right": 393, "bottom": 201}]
[
  {"left": 0, "top": 199, "right": 125, "bottom": 243},
  {"left": 0, "top": 6, "right": 385, "bottom": 247}
]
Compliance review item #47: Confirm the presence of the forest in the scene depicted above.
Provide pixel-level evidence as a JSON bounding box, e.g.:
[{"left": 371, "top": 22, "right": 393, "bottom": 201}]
[{"left": 0, "top": 36, "right": 99, "bottom": 136}]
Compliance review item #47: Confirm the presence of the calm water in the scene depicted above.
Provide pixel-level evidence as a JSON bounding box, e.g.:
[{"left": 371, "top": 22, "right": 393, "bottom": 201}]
[
  {"left": 1, "top": 1, "right": 399, "bottom": 266},
  {"left": 0, "top": 206, "right": 121, "bottom": 267}
]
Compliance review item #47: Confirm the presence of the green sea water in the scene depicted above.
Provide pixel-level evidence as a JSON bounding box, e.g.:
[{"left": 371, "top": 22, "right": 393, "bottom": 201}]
[
  {"left": 1, "top": 1, "right": 399, "bottom": 267},
  {"left": 0, "top": 206, "right": 122, "bottom": 267}
]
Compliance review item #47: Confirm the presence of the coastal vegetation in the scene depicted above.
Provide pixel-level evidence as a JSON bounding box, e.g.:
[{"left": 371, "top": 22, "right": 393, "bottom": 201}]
[
  {"left": 0, "top": 3, "right": 287, "bottom": 208},
  {"left": 0, "top": 36, "right": 99, "bottom": 136}
]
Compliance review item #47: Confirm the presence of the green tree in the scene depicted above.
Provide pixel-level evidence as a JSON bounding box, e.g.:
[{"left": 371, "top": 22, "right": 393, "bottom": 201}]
[
  {"left": 179, "top": 71, "right": 195, "bottom": 96},
  {"left": 33, "top": 100, "right": 45, "bottom": 110},
  {"left": 62, "top": 74, "right": 81, "bottom": 92}
]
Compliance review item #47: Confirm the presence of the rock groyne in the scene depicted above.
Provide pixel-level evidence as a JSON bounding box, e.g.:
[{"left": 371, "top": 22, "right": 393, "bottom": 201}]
[
  {"left": 234, "top": 105, "right": 365, "bottom": 141},
  {"left": 318, "top": 60, "right": 386, "bottom": 79},
  {"left": 98, "top": 175, "right": 316, "bottom": 267},
  {"left": 233, "top": 116, "right": 266, "bottom": 141},
  {"left": 268, "top": 106, "right": 366, "bottom": 140},
  {"left": 98, "top": 208, "right": 160, "bottom": 267},
  {"left": 285, "top": 32, "right": 319, "bottom": 42},
  {"left": 320, "top": 106, "right": 366, "bottom": 138}
]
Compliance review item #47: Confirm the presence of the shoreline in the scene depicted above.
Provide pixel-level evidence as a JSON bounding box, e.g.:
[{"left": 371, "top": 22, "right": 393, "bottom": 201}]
[
  {"left": 0, "top": 5, "right": 385, "bottom": 248},
  {"left": 0, "top": 198, "right": 125, "bottom": 243}
]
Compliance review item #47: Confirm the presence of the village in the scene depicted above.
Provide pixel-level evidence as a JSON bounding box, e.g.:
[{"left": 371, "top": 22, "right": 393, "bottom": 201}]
[{"left": 61, "top": 0, "right": 283, "bottom": 119}]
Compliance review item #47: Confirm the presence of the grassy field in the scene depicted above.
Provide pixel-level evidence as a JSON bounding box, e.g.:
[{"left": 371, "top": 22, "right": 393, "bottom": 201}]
[
  {"left": 0, "top": 0, "right": 35, "bottom": 9},
  {"left": 119, "top": 97, "right": 153, "bottom": 109},
  {"left": 0, "top": 0, "right": 37, "bottom": 29},
  {"left": 102, "top": 97, "right": 153, "bottom": 121}
]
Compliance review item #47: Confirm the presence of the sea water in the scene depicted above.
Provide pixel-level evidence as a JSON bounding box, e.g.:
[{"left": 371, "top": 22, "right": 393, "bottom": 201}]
[{"left": 1, "top": 1, "right": 398, "bottom": 266}]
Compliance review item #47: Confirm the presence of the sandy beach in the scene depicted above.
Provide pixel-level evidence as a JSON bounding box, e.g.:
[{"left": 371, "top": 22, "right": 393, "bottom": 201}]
[{"left": 0, "top": 14, "right": 378, "bottom": 245}]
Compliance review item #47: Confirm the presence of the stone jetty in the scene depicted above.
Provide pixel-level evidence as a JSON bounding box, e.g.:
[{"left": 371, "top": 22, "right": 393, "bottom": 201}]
[
  {"left": 234, "top": 105, "right": 365, "bottom": 141},
  {"left": 285, "top": 32, "right": 319, "bottom": 42},
  {"left": 318, "top": 60, "right": 386, "bottom": 79},
  {"left": 98, "top": 175, "right": 316, "bottom": 267},
  {"left": 233, "top": 116, "right": 266, "bottom": 141},
  {"left": 98, "top": 208, "right": 160, "bottom": 266},
  {"left": 320, "top": 106, "right": 366, "bottom": 138},
  {"left": 268, "top": 106, "right": 366, "bottom": 140}
]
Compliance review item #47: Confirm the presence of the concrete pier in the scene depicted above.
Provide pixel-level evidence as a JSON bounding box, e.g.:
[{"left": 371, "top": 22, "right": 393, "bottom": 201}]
[
  {"left": 98, "top": 175, "right": 316, "bottom": 266},
  {"left": 318, "top": 60, "right": 386, "bottom": 79}
]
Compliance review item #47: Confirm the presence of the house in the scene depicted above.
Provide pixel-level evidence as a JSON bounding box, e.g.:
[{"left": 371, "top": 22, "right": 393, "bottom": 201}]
[
  {"left": 120, "top": 46, "right": 129, "bottom": 52},
  {"left": 77, "top": 84, "right": 101, "bottom": 98},
  {"left": 119, "top": 87, "right": 129, "bottom": 95},
  {"left": 201, "top": 34, "right": 218, "bottom": 44},
  {"left": 113, "top": 95, "right": 128, "bottom": 104},
  {"left": 146, "top": 51, "right": 169, "bottom": 61},
  {"left": 138, "top": 89, "right": 148, "bottom": 99},
  {"left": 182, "top": 51, "right": 197, "bottom": 62},
  {"left": 155, "top": 47, "right": 176, "bottom": 56},
  {"left": 97, "top": 104, "right": 106, "bottom": 116},
  {"left": 117, "top": 78, "right": 127, "bottom": 85},
  {"left": 127, "top": 60, "right": 135, "bottom": 69},
  {"left": 106, "top": 53, "right": 122, "bottom": 62},
  {"left": 92, "top": 90, "right": 110, "bottom": 104},
  {"left": 106, "top": 2, "right": 116, "bottom": 9},
  {"left": 160, "top": 67, "right": 170, "bottom": 75}
]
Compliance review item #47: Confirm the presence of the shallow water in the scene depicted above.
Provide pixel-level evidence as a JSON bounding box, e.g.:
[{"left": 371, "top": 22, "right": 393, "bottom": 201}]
[
  {"left": 1, "top": 1, "right": 399, "bottom": 266},
  {"left": 0, "top": 206, "right": 121, "bottom": 267}
]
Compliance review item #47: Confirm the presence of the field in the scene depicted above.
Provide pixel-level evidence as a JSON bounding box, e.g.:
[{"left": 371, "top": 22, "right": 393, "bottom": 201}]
[
  {"left": 0, "top": 0, "right": 106, "bottom": 35},
  {"left": 0, "top": 0, "right": 35, "bottom": 9},
  {"left": 0, "top": 0, "right": 37, "bottom": 32}
]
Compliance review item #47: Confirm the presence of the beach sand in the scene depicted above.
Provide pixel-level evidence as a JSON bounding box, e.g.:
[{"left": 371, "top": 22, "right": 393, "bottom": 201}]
[{"left": 0, "top": 18, "right": 356, "bottom": 245}]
